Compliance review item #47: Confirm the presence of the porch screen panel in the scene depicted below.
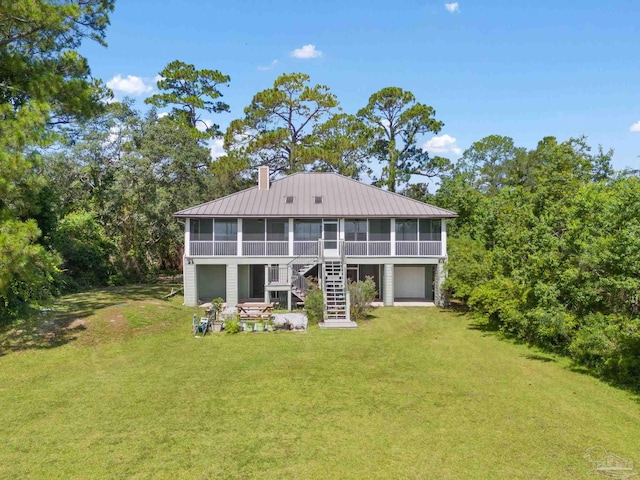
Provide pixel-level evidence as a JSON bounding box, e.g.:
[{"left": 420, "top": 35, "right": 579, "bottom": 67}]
[
  {"left": 419, "top": 219, "right": 441, "bottom": 241},
  {"left": 267, "top": 218, "right": 288, "bottom": 241},
  {"left": 395, "top": 219, "right": 418, "bottom": 241},
  {"left": 214, "top": 220, "right": 237, "bottom": 241},
  {"left": 294, "top": 220, "right": 321, "bottom": 240},
  {"left": 244, "top": 219, "right": 265, "bottom": 241},
  {"left": 369, "top": 219, "right": 390, "bottom": 241},
  {"left": 190, "top": 219, "right": 212, "bottom": 241},
  {"left": 345, "top": 219, "right": 367, "bottom": 241}
]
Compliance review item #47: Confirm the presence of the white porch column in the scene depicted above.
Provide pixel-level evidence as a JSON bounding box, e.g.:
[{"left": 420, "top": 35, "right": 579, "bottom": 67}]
[
  {"left": 441, "top": 219, "right": 447, "bottom": 257},
  {"left": 435, "top": 262, "right": 447, "bottom": 307},
  {"left": 237, "top": 218, "right": 243, "bottom": 256},
  {"left": 183, "top": 261, "right": 198, "bottom": 306},
  {"left": 383, "top": 264, "right": 394, "bottom": 306},
  {"left": 264, "top": 265, "right": 270, "bottom": 303},
  {"left": 288, "top": 218, "right": 294, "bottom": 256},
  {"left": 226, "top": 264, "right": 238, "bottom": 308},
  {"left": 185, "top": 218, "right": 191, "bottom": 257},
  {"left": 390, "top": 218, "right": 396, "bottom": 256}
]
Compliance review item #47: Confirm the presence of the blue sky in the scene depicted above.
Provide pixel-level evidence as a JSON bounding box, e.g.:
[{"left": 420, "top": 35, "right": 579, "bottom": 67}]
[{"left": 81, "top": 0, "right": 640, "bottom": 171}]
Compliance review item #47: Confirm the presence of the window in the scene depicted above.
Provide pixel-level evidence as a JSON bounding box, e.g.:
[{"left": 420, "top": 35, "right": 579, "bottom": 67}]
[
  {"left": 294, "top": 220, "right": 321, "bottom": 241},
  {"left": 214, "top": 220, "right": 237, "bottom": 241},
  {"left": 190, "top": 219, "right": 212, "bottom": 241},
  {"left": 419, "top": 219, "right": 442, "bottom": 241},
  {"left": 243, "top": 219, "right": 265, "bottom": 242},
  {"left": 395, "top": 219, "right": 418, "bottom": 241},
  {"left": 369, "top": 219, "right": 390, "bottom": 241},
  {"left": 267, "top": 218, "right": 288, "bottom": 241},
  {"left": 345, "top": 219, "right": 367, "bottom": 241}
]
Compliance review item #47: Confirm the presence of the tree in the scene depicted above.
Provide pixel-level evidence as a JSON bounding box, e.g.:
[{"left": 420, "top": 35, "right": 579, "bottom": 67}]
[
  {"left": 311, "top": 113, "right": 372, "bottom": 179},
  {"left": 357, "top": 87, "right": 446, "bottom": 192},
  {"left": 0, "top": 0, "right": 114, "bottom": 320},
  {"left": 222, "top": 72, "right": 339, "bottom": 178},
  {"left": 145, "top": 60, "right": 230, "bottom": 137}
]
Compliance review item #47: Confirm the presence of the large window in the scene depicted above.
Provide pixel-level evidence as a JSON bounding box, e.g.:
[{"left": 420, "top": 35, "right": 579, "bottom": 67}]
[
  {"left": 294, "top": 220, "right": 321, "bottom": 241},
  {"left": 267, "top": 218, "right": 288, "bottom": 241},
  {"left": 419, "top": 219, "right": 441, "bottom": 241},
  {"left": 395, "top": 219, "right": 418, "bottom": 241},
  {"left": 369, "top": 219, "right": 390, "bottom": 241},
  {"left": 345, "top": 219, "right": 367, "bottom": 241},
  {"left": 214, "top": 220, "right": 237, "bottom": 241},
  {"left": 243, "top": 219, "right": 265, "bottom": 241},
  {"left": 190, "top": 219, "right": 212, "bottom": 241}
]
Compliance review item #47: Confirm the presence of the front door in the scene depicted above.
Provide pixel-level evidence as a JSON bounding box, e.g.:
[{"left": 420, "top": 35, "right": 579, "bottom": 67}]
[{"left": 323, "top": 220, "right": 339, "bottom": 257}]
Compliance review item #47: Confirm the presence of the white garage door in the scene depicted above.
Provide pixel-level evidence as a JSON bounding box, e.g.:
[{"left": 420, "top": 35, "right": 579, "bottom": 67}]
[{"left": 395, "top": 266, "right": 425, "bottom": 299}]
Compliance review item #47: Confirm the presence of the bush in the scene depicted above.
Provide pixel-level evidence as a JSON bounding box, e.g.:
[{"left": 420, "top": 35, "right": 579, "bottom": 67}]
[
  {"left": 348, "top": 276, "right": 377, "bottom": 321},
  {"left": 225, "top": 318, "right": 240, "bottom": 334},
  {"left": 304, "top": 278, "right": 324, "bottom": 325}
]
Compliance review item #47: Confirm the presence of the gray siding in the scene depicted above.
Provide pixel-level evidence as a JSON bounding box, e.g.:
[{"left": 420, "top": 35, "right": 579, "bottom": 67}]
[
  {"left": 383, "top": 264, "right": 394, "bottom": 306},
  {"left": 226, "top": 264, "right": 238, "bottom": 307},
  {"left": 184, "top": 263, "right": 198, "bottom": 306},
  {"left": 197, "top": 265, "right": 226, "bottom": 303},
  {"left": 238, "top": 265, "right": 250, "bottom": 301}
]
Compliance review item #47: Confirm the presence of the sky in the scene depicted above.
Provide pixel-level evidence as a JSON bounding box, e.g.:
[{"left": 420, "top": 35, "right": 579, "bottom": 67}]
[{"left": 80, "top": 0, "right": 640, "bottom": 171}]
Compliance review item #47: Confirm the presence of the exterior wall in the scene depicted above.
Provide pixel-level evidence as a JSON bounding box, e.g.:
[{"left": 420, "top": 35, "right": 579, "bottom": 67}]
[
  {"left": 197, "top": 265, "right": 226, "bottom": 303},
  {"left": 238, "top": 264, "right": 250, "bottom": 301},
  {"left": 383, "top": 264, "right": 394, "bottom": 306},
  {"left": 226, "top": 264, "right": 238, "bottom": 308},
  {"left": 183, "top": 262, "right": 198, "bottom": 306},
  {"left": 434, "top": 262, "right": 445, "bottom": 307}
]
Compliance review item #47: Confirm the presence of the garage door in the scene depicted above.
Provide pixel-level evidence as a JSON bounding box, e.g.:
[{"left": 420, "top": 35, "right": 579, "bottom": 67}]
[{"left": 395, "top": 266, "right": 425, "bottom": 299}]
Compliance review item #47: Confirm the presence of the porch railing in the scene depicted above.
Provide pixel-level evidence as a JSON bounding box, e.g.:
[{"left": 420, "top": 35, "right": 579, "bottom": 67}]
[
  {"left": 267, "top": 265, "right": 289, "bottom": 285},
  {"left": 190, "top": 241, "right": 237, "bottom": 256},
  {"left": 396, "top": 241, "right": 442, "bottom": 256},
  {"left": 293, "top": 241, "right": 319, "bottom": 256},
  {"left": 242, "top": 241, "right": 288, "bottom": 256},
  {"left": 190, "top": 239, "right": 442, "bottom": 257}
]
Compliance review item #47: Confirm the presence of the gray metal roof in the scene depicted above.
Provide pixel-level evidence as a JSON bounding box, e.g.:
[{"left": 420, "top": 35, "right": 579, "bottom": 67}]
[{"left": 174, "top": 173, "right": 457, "bottom": 218}]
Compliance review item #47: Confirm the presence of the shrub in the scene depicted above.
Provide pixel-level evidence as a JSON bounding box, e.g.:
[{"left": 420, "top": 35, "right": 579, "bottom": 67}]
[
  {"left": 348, "top": 276, "right": 377, "bottom": 321},
  {"left": 225, "top": 317, "right": 240, "bottom": 334},
  {"left": 304, "top": 278, "right": 324, "bottom": 325}
]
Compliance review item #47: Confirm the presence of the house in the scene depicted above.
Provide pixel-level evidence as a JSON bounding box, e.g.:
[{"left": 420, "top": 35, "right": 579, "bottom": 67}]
[{"left": 175, "top": 166, "right": 457, "bottom": 328}]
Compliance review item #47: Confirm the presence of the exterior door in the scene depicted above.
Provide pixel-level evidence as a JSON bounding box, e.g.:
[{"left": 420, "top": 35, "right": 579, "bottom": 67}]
[{"left": 323, "top": 220, "right": 339, "bottom": 257}]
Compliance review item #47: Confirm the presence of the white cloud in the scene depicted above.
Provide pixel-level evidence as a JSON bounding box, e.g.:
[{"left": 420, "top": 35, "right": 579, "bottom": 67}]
[
  {"left": 157, "top": 112, "right": 169, "bottom": 119},
  {"left": 291, "top": 44, "right": 323, "bottom": 59},
  {"left": 196, "top": 119, "right": 214, "bottom": 132},
  {"left": 423, "top": 134, "right": 462, "bottom": 156},
  {"left": 445, "top": 2, "right": 460, "bottom": 13},
  {"left": 258, "top": 59, "right": 279, "bottom": 71},
  {"left": 210, "top": 138, "right": 225, "bottom": 160},
  {"left": 630, "top": 120, "right": 640, "bottom": 132},
  {"left": 106, "top": 74, "right": 153, "bottom": 95}
]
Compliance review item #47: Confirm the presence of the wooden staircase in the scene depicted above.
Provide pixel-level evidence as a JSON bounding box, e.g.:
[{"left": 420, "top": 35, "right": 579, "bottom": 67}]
[{"left": 319, "top": 259, "right": 357, "bottom": 329}]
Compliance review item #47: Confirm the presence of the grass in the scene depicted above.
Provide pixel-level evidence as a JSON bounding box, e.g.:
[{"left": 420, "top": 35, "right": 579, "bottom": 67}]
[{"left": 0, "top": 286, "right": 638, "bottom": 479}]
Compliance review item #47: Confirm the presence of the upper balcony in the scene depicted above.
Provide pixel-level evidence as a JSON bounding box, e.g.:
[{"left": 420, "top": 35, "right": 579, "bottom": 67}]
[
  {"left": 186, "top": 218, "right": 446, "bottom": 258},
  {"left": 189, "top": 239, "right": 443, "bottom": 257}
]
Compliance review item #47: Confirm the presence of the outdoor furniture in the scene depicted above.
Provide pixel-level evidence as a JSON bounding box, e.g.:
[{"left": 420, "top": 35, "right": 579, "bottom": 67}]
[
  {"left": 194, "top": 317, "right": 210, "bottom": 337},
  {"left": 236, "top": 302, "right": 277, "bottom": 322}
]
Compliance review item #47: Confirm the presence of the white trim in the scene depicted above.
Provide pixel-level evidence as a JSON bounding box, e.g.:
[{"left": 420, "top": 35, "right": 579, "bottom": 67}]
[
  {"left": 390, "top": 219, "right": 396, "bottom": 256},
  {"left": 237, "top": 218, "right": 243, "bottom": 256},
  {"left": 441, "top": 219, "right": 447, "bottom": 257},
  {"left": 288, "top": 218, "right": 294, "bottom": 256},
  {"left": 185, "top": 218, "right": 191, "bottom": 257}
]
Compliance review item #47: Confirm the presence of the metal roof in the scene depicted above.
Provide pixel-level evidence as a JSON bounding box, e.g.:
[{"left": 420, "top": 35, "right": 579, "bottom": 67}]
[{"left": 174, "top": 172, "right": 457, "bottom": 218}]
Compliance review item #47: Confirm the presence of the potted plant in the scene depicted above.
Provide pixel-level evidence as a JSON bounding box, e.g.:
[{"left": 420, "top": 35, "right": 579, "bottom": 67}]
[{"left": 210, "top": 297, "right": 224, "bottom": 332}]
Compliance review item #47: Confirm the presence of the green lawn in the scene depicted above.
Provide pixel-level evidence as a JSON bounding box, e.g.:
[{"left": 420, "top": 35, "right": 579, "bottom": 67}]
[{"left": 0, "top": 286, "right": 638, "bottom": 479}]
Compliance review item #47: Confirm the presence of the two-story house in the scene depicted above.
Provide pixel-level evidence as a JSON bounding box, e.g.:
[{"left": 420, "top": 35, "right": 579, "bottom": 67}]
[{"left": 175, "top": 167, "right": 457, "bottom": 328}]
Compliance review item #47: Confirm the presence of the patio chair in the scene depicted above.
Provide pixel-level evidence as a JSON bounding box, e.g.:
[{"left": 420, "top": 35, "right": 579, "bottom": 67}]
[{"left": 195, "top": 317, "right": 211, "bottom": 337}]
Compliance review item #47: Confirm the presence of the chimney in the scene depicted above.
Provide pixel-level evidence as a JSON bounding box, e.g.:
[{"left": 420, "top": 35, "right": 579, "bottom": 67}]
[{"left": 258, "top": 165, "right": 270, "bottom": 191}]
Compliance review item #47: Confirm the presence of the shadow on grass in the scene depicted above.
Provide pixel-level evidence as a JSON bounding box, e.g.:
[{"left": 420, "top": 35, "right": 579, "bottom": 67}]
[
  {"left": 0, "top": 283, "right": 181, "bottom": 356},
  {"left": 523, "top": 354, "right": 556, "bottom": 363}
]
